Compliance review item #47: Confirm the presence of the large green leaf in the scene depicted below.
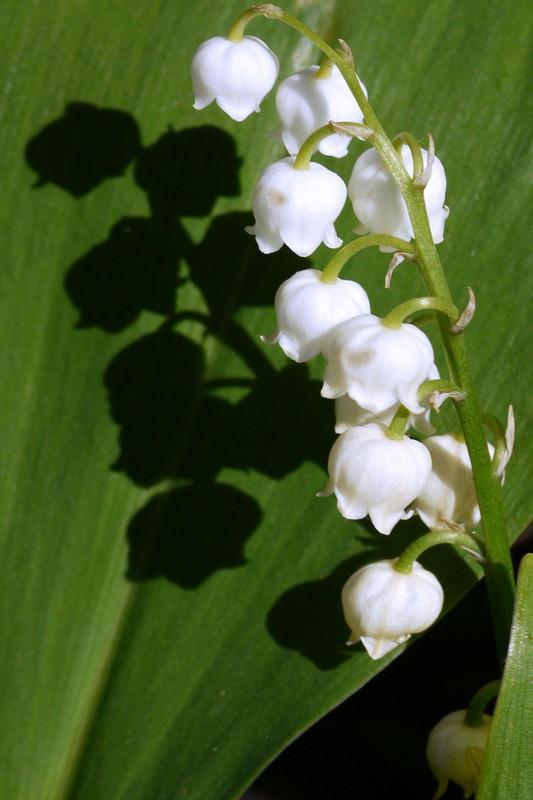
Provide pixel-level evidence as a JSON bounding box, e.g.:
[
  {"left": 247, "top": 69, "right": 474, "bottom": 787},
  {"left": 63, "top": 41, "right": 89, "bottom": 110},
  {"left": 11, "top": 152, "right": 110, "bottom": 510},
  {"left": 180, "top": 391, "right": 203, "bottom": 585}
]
[
  {"left": 478, "top": 554, "right": 533, "bottom": 799},
  {"left": 1, "top": 0, "right": 532, "bottom": 798}
]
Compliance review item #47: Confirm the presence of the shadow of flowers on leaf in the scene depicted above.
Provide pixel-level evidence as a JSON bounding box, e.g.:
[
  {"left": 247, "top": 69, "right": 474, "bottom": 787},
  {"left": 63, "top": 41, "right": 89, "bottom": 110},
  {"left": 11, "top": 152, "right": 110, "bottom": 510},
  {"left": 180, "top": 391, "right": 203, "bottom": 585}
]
[
  {"left": 126, "top": 482, "right": 261, "bottom": 588},
  {"left": 26, "top": 104, "right": 336, "bottom": 590},
  {"left": 25, "top": 102, "right": 142, "bottom": 196}
]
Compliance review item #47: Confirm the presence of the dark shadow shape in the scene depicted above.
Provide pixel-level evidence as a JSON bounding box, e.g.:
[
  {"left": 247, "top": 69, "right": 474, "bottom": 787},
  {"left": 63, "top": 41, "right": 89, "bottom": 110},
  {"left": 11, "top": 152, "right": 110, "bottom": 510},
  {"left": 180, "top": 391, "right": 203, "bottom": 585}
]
[
  {"left": 266, "top": 557, "right": 365, "bottom": 671},
  {"left": 104, "top": 323, "right": 335, "bottom": 487},
  {"left": 104, "top": 326, "right": 224, "bottom": 487},
  {"left": 25, "top": 102, "right": 141, "bottom": 196},
  {"left": 65, "top": 216, "right": 188, "bottom": 332},
  {"left": 134, "top": 126, "right": 241, "bottom": 219},
  {"left": 126, "top": 482, "right": 261, "bottom": 588},
  {"left": 188, "top": 211, "right": 307, "bottom": 324},
  {"left": 228, "top": 364, "right": 335, "bottom": 479}
]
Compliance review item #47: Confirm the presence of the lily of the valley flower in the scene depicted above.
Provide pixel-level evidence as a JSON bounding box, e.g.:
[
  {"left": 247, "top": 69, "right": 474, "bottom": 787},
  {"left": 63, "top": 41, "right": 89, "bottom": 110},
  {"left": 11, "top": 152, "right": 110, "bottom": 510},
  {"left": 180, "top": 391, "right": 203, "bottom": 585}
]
[
  {"left": 412, "top": 433, "right": 495, "bottom": 531},
  {"left": 334, "top": 363, "right": 439, "bottom": 434},
  {"left": 271, "top": 64, "right": 367, "bottom": 158},
  {"left": 319, "top": 423, "right": 432, "bottom": 534},
  {"left": 341, "top": 558, "right": 444, "bottom": 659},
  {"left": 261, "top": 268, "right": 370, "bottom": 362},
  {"left": 191, "top": 35, "right": 279, "bottom": 122},
  {"left": 348, "top": 144, "right": 449, "bottom": 245},
  {"left": 426, "top": 710, "right": 492, "bottom": 799},
  {"left": 245, "top": 157, "right": 347, "bottom": 257},
  {"left": 321, "top": 314, "right": 435, "bottom": 414}
]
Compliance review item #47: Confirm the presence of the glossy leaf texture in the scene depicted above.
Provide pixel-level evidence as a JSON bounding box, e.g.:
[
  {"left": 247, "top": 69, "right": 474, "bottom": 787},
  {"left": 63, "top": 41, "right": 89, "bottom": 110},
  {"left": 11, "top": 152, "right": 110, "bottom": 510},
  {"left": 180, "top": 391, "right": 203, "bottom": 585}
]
[
  {"left": 0, "top": 1, "right": 532, "bottom": 798},
  {"left": 478, "top": 554, "right": 533, "bottom": 799}
]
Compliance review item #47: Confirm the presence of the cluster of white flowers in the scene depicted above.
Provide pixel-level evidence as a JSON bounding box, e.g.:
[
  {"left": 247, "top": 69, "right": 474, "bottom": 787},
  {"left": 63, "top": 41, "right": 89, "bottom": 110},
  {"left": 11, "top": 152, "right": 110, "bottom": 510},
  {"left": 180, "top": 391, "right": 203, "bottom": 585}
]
[{"left": 190, "top": 23, "right": 503, "bottom": 665}]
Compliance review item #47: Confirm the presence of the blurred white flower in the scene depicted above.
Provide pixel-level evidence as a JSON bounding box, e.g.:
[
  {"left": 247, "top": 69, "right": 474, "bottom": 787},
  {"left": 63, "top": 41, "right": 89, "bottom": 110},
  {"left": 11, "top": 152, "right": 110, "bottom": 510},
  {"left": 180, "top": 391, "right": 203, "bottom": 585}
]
[
  {"left": 245, "top": 157, "right": 347, "bottom": 257},
  {"left": 319, "top": 423, "right": 432, "bottom": 534},
  {"left": 348, "top": 144, "right": 449, "bottom": 246},
  {"left": 271, "top": 64, "right": 367, "bottom": 158},
  {"left": 426, "top": 709, "right": 492, "bottom": 799},
  {"left": 322, "top": 314, "right": 435, "bottom": 414},
  {"left": 261, "top": 269, "right": 370, "bottom": 362},
  {"left": 412, "top": 433, "right": 494, "bottom": 530},
  {"left": 341, "top": 558, "right": 444, "bottom": 659},
  {"left": 191, "top": 35, "right": 279, "bottom": 122}
]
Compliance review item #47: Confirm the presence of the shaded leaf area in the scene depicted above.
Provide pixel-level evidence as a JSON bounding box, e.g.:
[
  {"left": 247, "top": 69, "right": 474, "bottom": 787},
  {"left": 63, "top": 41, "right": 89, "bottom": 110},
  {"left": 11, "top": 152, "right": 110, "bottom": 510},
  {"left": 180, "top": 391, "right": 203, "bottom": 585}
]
[{"left": 26, "top": 105, "right": 302, "bottom": 333}]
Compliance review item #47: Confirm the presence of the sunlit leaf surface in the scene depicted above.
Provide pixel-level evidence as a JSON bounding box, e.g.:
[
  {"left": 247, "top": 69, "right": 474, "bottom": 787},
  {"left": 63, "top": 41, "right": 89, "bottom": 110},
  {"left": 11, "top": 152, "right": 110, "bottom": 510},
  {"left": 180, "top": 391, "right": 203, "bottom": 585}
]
[{"left": 1, "top": 0, "right": 532, "bottom": 797}]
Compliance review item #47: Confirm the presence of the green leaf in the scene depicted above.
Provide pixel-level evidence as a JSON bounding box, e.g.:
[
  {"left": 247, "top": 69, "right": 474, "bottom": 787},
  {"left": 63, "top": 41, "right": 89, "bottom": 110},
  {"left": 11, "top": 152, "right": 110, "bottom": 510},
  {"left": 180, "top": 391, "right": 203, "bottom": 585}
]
[
  {"left": 478, "top": 554, "right": 533, "bottom": 799},
  {"left": 1, "top": 0, "right": 532, "bottom": 798}
]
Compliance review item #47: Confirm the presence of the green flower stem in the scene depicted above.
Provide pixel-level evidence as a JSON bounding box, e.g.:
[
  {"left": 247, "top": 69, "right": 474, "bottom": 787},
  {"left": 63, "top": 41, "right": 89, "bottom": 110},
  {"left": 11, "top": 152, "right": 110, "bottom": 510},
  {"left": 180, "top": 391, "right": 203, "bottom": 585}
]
[
  {"left": 395, "top": 531, "right": 485, "bottom": 574},
  {"left": 315, "top": 57, "right": 334, "bottom": 79},
  {"left": 386, "top": 404, "right": 411, "bottom": 440},
  {"left": 254, "top": 3, "right": 515, "bottom": 664},
  {"left": 320, "top": 234, "right": 415, "bottom": 283},
  {"left": 382, "top": 296, "right": 460, "bottom": 329},
  {"left": 392, "top": 131, "right": 424, "bottom": 177},
  {"left": 228, "top": 6, "right": 265, "bottom": 40},
  {"left": 293, "top": 121, "right": 371, "bottom": 170},
  {"left": 465, "top": 681, "right": 501, "bottom": 727},
  {"left": 417, "top": 378, "right": 463, "bottom": 402},
  {"left": 482, "top": 413, "right": 508, "bottom": 476}
]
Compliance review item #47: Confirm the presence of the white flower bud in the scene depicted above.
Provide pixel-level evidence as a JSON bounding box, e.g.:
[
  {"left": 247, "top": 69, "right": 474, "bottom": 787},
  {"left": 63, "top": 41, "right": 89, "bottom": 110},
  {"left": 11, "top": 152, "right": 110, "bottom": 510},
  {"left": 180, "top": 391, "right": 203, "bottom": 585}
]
[
  {"left": 272, "top": 65, "right": 367, "bottom": 158},
  {"left": 348, "top": 144, "right": 449, "bottom": 245},
  {"left": 412, "top": 433, "right": 494, "bottom": 530},
  {"left": 319, "top": 424, "right": 433, "bottom": 534},
  {"left": 191, "top": 35, "right": 279, "bottom": 122},
  {"left": 261, "top": 269, "right": 370, "bottom": 362},
  {"left": 245, "top": 157, "right": 347, "bottom": 257},
  {"left": 341, "top": 559, "right": 444, "bottom": 659},
  {"left": 426, "top": 710, "right": 492, "bottom": 799},
  {"left": 322, "top": 314, "right": 435, "bottom": 414}
]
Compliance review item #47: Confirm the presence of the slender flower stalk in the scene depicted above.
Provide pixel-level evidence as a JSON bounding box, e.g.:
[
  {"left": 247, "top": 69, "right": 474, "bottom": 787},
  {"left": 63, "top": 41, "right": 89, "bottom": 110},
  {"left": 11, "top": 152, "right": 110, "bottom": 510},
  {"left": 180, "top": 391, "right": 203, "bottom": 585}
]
[{"left": 249, "top": 2, "right": 515, "bottom": 666}]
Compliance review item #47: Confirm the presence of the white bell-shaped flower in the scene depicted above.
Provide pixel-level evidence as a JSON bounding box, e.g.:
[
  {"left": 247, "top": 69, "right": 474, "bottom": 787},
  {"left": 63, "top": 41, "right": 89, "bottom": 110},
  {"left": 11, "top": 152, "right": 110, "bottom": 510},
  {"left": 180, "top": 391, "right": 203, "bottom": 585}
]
[
  {"left": 341, "top": 558, "right": 444, "bottom": 659},
  {"left": 319, "top": 423, "right": 433, "bottom": 534},
  {"left": 426, "top": 710, "right": 492, "bottom": 799},
  {"left": 245, "top": 157, "right": 347, "bottom": 257},
  {"left": 261, "top": 268, "right": 370, "bottom": 362},
  {"left": 272, "top": 65, "right": 367, "bottom": 158},
  {"left": 348, "top": 144, "right": 449, "bottom": 245},
  {"left": 334, "top": 361, "right": 439, "bottom": 434},
  {"left": 322, "top": 314, "right": 435, "bottom": 414},
  {"left": 191, "top": 35, "right": 279, "bottom": 122},
  {"left": 412, "top": 433, "right": 494, "bottom": 530}
]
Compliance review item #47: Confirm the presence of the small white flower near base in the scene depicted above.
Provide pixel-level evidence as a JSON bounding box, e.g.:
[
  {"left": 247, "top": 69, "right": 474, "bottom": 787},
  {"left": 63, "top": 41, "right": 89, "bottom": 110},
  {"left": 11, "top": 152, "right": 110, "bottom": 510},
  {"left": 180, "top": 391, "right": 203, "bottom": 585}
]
[
  {"left": 322, "top": 314, "right": 435, "bottom": 415},
  {"left": 426, "top": 710, "right": 492, "bottom": 799},
  {"left": 341, "top": 559, "right": 444, "bottom": 659},
  {"left": 319, "top": 423, "right": 433, "bottom": 534},
  {"left": 191, "top": 35, "right": 279, "bottom": 122},
  {"left": 412, "top": 433, "right": 494, "bottom": 531},
  {"left": 245, "top": 157, "right": 347, "bottom": 257},
  {"left": 261, "top": 269, "right": 370, "bottom": 362},
  {"left": 348, "top": 144, "right": 449, "bottom": 246},
  {"left": 271, "top": 65, "right": 367, "bottom": 158}
]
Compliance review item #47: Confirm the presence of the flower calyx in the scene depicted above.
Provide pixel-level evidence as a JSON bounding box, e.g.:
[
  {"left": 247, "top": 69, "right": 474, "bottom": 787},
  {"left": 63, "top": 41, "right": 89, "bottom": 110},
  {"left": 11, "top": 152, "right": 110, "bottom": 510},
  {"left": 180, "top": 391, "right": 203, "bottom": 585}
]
[
  {"left": 191, "top": 34, "right": 279, "bottom": 122},
  {"left": 319, "top": 423, "right": 432, "bottom": 534},
  {"left": 261, "top": 268, "right": 370, "bottom": 362},
  {"left": 341, "top": 558, "right": 444, "bottom": 659},
  {"left": 245, "top": 156, "right": 347, "bottom": 257}
]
